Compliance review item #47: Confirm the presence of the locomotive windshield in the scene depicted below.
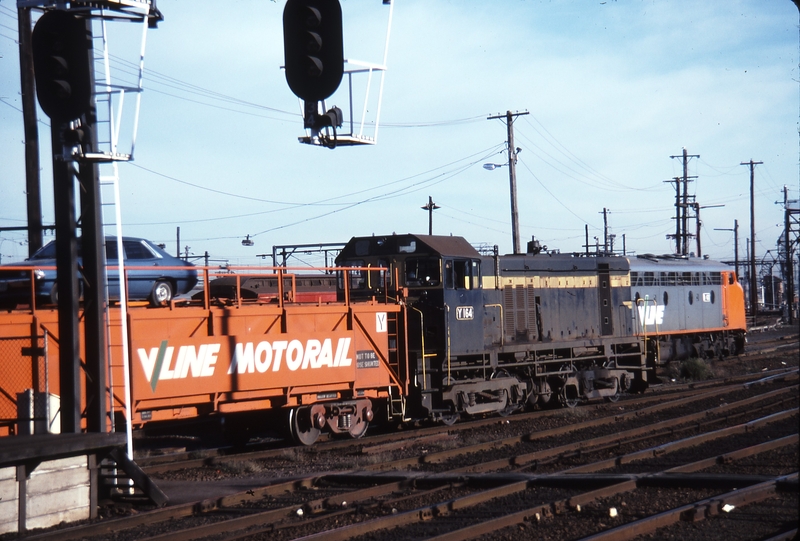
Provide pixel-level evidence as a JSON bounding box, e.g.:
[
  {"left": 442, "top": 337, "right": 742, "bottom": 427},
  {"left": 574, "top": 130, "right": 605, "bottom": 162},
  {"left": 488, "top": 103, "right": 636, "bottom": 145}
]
[{"left": 405, "top": 257, "right": 440, "bottom": 287}]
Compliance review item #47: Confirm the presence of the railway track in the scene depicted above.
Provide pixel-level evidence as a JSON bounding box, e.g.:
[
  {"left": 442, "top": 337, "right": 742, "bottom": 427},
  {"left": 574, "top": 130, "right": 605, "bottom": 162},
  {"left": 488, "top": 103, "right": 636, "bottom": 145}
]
[
  {"left": 131, "top": 364, "right": 798, "bottom": 476},
  {"left": 11, "top": 329, "right": 798, "bottom": 541},
  {"left": 18, "top": 371, "right": 798, "bottom": 541}
]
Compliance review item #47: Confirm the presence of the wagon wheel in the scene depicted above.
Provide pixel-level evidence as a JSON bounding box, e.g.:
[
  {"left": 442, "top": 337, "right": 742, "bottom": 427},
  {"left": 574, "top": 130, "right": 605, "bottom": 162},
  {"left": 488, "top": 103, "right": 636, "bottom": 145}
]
[
  {"left": 288, "top": 406, "right": 320, "bottom": 446},
  {"left": 348, "top": 416, "right": 369, "bottom": 439},
  {"left": 604, "top": 378, "right": 621, "bottom": 403}
]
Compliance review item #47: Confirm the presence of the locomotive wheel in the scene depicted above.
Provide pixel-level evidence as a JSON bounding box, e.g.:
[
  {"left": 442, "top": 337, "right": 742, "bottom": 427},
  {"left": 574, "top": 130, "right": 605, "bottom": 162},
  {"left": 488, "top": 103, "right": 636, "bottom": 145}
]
[
  {"left": 288, "top": 406, "right": 320, "bottom": 446},
  {"left": 604, "top": 378, "right": 621, "bottom": 403},
  {"left": 496, "top": 390, "right": 514, "bottom": 417},
  {"left": 563, "top": 396, "right": 579, "bottom": 409},
  {"left": 440, "top": 412, "right": 460, "bottom": 426},
  {"left": 561, "top": 386, "right": 580, "bottom": 408}
]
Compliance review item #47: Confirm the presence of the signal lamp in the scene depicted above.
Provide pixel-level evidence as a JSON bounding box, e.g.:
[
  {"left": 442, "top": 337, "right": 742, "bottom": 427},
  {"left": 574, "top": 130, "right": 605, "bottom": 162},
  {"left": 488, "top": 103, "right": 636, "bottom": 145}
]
[
  {"left": 31, "top": 10, "right": 92, "bottom": 123},
  {"left": 283, "top": 0, "right": 344, "bottom": 102}
]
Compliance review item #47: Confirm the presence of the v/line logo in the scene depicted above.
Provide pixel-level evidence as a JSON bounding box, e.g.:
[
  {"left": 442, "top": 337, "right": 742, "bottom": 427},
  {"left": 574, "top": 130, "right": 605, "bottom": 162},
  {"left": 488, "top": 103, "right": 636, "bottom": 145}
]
[
  {"left": 138, "top": 337, "right": 353, "bottom": 392},
  {"left": 637, "top": 304, "right": 665, "bottom": 326}
]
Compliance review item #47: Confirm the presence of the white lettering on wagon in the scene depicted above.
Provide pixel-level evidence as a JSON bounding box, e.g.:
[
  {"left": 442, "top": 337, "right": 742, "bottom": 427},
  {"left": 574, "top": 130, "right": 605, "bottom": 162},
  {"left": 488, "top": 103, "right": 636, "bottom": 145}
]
[
  {"left": 227, "top": 337, "right": 352, "bottom": 375},
  {"left": 138, "top": 337, "right": 353, "bottom": 392},
  {"left": 138, "top": 341, "right": 220, "bottom": 392}
]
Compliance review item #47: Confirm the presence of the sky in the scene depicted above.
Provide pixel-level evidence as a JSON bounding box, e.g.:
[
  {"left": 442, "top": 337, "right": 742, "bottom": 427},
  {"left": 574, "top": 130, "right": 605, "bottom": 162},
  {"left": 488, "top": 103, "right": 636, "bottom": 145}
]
[{"left": 1, "top": 0, "right": 798, "bottom": 270}]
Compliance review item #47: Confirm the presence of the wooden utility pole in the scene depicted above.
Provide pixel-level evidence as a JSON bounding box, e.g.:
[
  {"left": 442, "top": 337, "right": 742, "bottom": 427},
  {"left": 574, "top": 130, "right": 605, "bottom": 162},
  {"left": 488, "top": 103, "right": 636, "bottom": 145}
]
[
  {"left": 488, "top": 110, "right": 528, "bottom": 254},
  {"left": 741, "top": 159, "right": 762, "bottom": 318},
  {"left": 17, "top": 6, "right": 43, "bottom": 255},
  {"left": 783, "top": 186, "right": 795, "bottom": 325}
]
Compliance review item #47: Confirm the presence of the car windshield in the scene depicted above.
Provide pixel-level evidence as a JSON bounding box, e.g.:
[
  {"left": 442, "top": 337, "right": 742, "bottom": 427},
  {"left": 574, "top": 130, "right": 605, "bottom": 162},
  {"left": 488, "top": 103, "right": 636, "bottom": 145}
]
[{"left": 28, "top": 242, "right": 57, "bottom": 260}]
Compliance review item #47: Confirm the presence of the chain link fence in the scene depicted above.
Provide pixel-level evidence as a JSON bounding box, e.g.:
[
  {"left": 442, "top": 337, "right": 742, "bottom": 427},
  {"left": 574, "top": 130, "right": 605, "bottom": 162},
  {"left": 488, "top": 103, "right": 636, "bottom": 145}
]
[{"left": 0, "top": 334, "right": 50, "bottom": 435}]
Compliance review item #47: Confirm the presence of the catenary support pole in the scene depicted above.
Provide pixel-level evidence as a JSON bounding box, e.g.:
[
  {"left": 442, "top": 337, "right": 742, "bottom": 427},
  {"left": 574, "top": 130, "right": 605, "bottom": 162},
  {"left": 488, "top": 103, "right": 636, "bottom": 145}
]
[{"left": 17, "top": 7, "right": 43, "bottom": 255}]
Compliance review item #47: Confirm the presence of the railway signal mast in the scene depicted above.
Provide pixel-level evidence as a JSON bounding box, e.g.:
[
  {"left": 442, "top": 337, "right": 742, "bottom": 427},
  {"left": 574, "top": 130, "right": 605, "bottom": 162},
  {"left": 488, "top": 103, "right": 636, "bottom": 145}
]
[
  {"left": 22, "top": 0, "right": 161, "bottom": 455},
  {"left": 283, "top": 0, "right": 394, "bottom": 147},
  {"left": 283, "top": 0, "right": 345, "bottom": 146}
]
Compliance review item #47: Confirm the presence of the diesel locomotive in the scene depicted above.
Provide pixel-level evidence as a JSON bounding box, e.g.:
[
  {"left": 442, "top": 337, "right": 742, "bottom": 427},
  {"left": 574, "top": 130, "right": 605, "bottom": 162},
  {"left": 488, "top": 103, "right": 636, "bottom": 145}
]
[{"left": 335, "top": 233, "right": 746, "bottom": 427}]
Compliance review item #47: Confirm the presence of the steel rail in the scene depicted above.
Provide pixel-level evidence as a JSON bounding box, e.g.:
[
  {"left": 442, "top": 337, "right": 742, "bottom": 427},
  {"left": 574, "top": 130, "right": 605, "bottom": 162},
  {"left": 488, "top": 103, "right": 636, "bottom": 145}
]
[
  {"left": 149, "top": 402, "right": 798, "bottom": 540},
  {"left": 561, "top": 409, "right": 798, "bottom": 473},
  {"left": 576, "top": 472, "right": 799, "bottom": 541},
  {"left": 374, "top": 385, "right": 797, "bottom": 472},
  {"left": 19, "top": 384, "right": 797, "bottom": 540},
  {"left": 392, "top": 438, "right": 800, "bottom": 541},
  {"left": 132, "top": 367, "right": 798, "bottom": 476}
]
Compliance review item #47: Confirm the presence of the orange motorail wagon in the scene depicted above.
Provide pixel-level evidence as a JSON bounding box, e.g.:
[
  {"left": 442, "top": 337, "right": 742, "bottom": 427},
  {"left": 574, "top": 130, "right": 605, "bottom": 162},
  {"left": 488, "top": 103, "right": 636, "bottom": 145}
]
[{"left": 0, "top": 266, "right": 408, "bottom": 445}]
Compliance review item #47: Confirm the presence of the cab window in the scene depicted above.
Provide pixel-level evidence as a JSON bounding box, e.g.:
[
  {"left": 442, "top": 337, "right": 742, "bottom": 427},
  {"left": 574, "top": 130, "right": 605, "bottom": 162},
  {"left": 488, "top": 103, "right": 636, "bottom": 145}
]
[
  {"left": 445, "top": 259, "right": 479, "bottom": 290},
  {"left": 338, "top": 259, "right": 366, "bottom": 290}
]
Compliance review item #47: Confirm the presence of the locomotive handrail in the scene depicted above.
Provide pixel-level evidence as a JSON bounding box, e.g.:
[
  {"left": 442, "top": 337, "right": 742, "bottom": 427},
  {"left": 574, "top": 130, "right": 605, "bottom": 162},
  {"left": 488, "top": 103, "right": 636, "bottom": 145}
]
[
  {"left": 409, "top": 305, "right": 428, "bottom": 391},
  {"left": 635, "top": 296, "right": 661, "bottom": 362},
  {"left": 444, "top": 302, "right": 452, "bottom": 385}
]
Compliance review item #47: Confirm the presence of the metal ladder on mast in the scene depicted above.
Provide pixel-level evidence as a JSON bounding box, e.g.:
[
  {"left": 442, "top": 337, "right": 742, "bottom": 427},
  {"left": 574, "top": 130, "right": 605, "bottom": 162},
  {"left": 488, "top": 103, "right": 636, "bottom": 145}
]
[{"left": 89, "top": 11, "right": 150, "bottom": 464}]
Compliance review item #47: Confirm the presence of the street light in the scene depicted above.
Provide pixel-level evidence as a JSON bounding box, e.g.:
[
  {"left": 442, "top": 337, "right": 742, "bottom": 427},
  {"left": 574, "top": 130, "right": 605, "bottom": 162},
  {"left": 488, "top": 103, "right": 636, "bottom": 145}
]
[
  {"left": 482, "top": 163, "right": 506, "bottom": 171},
  {"left": 421, "top": 196, "right": 440, "bottom": 235}
]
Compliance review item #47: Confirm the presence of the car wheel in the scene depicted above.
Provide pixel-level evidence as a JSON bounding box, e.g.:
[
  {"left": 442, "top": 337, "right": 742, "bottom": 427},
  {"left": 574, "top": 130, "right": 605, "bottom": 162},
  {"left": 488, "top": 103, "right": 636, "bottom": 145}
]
[
  {"left": 49, "top": 283, "right": 58, "bottom": 305},
  {"left": 149, "top": 280, "right": 173, "bottom": 307}
]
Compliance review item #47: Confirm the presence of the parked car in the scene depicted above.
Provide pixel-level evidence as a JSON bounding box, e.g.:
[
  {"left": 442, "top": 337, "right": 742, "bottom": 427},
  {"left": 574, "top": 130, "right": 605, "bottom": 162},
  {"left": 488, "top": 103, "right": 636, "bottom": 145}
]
[{"left": 0, "top": 236, "right": 197, "bottom": 308}]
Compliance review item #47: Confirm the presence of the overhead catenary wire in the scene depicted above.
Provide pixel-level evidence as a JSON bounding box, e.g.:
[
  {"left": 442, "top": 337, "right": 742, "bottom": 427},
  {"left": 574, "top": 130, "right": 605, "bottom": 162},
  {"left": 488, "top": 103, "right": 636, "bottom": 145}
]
[
  {"left": 519, "top": 116, "right": 661, "bottom": 193},
  {"left": 127, "top": 144, "right": 505, "bottom": 238}
]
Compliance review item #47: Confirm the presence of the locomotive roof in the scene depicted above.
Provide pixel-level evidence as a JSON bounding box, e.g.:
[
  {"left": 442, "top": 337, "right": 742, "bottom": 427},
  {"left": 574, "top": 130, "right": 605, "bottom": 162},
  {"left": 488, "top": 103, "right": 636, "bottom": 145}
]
[
  {"left": 337, "top": 234, "right": 480, "bottom": 260},
  {"left": 628, "top": 255, "right": 734, "bottom": 273},
  {"left": 492, "top": 253, "right": 630, "bottom": 273}
]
